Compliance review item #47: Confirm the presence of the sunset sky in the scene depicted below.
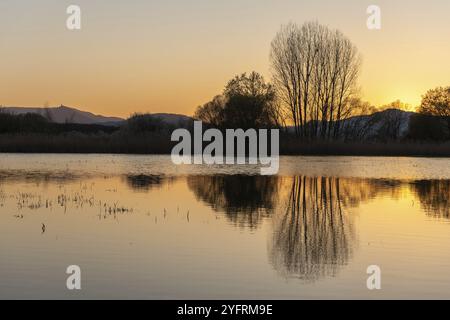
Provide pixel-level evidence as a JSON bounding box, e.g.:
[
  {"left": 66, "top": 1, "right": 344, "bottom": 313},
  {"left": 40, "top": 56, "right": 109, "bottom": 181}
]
[{"left": 0, "top": 0, "right": 449, "bottom": 118}]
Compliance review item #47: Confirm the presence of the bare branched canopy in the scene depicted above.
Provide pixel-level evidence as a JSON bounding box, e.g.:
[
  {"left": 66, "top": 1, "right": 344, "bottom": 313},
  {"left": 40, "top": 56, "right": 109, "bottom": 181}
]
[{"left": 270, "top": 21, "right": 361, "bottom": 139}]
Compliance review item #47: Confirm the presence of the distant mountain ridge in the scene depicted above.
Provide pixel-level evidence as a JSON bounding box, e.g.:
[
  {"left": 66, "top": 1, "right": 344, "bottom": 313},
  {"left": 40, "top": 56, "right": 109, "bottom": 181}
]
[
  {"left": 286, "top": 109, "right": 414, "bottom": 140},
  {"left": 0, "top": 106, "right": 195, "bottom": 128},
  {"left": 1, "top": 105, "right": 415, "bottom": 140},
  {"left": 146, "top": 113, "right": 193, "bottom": 127},
  {"left": 340, "top": 108, "right": 414, "bottom": 140},
  {"left": 1, "top": 105, "right": 124, "bottom": 125}
]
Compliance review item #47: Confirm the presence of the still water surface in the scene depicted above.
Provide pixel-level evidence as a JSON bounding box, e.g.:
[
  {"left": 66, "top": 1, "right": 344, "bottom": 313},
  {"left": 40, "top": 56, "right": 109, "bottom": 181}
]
[{"left": 0, "top": 154, "right": 449, "bottom": 299}]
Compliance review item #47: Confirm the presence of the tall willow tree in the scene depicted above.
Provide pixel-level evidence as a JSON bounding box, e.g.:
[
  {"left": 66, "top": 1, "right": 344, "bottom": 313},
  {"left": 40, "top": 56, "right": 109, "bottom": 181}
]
[{"left": 270, "top": 22, "right": 360, "bottom": 139}]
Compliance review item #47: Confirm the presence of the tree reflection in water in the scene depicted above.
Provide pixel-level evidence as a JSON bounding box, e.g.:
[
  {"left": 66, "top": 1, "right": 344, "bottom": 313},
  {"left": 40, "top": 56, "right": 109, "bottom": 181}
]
[
  {"left": 269, "top": 176, "right": 355, "bottom": 281},
  {"left": 124, "top": 174, "right": 167, "bottom": 192},
  {"left": 186, "top": 175, "right": 450, "bottom": 281},
  {"left": 187, "top": 175, "right": 280, "bottom": 229},
  {"left": 410, "top": 180, "right": 450, "bottom": 219}
]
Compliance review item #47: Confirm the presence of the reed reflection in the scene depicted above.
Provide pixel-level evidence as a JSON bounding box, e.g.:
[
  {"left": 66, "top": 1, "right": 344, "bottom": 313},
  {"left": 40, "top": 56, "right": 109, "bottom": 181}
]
[{"left": 0, "top": 170, "right": 79, "bottom": 185}]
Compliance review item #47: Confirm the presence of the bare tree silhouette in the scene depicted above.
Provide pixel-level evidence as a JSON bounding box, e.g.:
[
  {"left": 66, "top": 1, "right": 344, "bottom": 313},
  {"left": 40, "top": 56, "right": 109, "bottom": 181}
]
[{"left": 270, "top": 22, "right": 360, "bottom": 139}]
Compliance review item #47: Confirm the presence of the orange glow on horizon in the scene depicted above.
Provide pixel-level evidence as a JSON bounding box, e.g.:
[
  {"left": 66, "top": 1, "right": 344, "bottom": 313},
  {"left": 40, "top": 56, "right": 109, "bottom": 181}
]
[{"left": 0, "top": 0, "right": 448, "bottom": 118}]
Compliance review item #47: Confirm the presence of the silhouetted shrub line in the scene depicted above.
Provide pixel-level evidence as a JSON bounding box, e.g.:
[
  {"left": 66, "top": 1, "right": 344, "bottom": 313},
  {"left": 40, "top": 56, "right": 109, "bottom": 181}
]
[
  {"left": 279, "top": 139, "right": 450, "bottom": 157},
  {"left": 1, "top": 103, "right": 449, "bottom": 156},
  {"left": 0, "top": 112, "right": 119, "bottom": 135},
  {"left": 0, "top": 133, "right": 449, "bottom": 157}
]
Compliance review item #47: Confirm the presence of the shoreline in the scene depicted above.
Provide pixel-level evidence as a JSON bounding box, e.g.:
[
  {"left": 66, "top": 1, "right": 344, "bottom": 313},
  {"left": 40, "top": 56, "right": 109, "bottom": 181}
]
[
  {"left": 0, "top": 147, "right": 449, "bottom": 158},
  {"left": 0, "top": 133, "right": 449, "bottom": 158}
]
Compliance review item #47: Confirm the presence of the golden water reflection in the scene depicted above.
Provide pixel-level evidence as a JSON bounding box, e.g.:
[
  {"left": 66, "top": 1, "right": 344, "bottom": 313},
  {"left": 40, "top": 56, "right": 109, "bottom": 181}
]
[
  {"left": 1, "top": 170, "right": 450, "bottom": 298},
  {"left": 187, "top": 175, "right": 450, "bottom": 280},
  {"left": 269, "top": 177, "right": 355, "bottom": 281}
]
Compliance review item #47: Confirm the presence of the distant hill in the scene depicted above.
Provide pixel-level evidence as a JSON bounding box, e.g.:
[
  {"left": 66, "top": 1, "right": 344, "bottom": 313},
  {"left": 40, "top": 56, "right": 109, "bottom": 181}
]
[
  {"left": 286, "top": 108, "right": 414, "bottom": 140},
  {"left": 0, "top": 106, "right": 195, "bottom": 128},
  {"left": 341, "top": 108, "right": 414, "bottom": 140},
  {"left": 1, "top": 105, "right": 124, "bottom": 126},
  {"left": 0, "top": 106, "right": 417, "bottom": 141},
  {"left": 146, "top": 113, "right": 194, "bottom": 127}
]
